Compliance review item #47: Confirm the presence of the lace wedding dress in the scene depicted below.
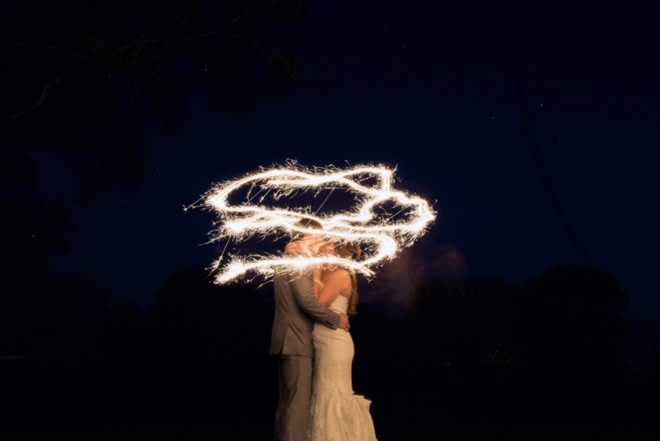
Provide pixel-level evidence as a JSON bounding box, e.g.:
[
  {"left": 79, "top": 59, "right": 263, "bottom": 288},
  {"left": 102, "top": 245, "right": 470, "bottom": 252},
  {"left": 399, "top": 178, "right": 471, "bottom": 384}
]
[{"left": 308, "top": 295, "right": 377, "bottom": 441}]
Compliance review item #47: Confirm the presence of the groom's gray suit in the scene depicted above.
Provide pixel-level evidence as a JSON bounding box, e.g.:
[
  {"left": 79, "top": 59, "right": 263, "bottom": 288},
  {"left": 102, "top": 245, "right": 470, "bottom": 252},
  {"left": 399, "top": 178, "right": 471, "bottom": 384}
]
[{"left": 270, "top": 266, "right": 340, "bottom": 441}]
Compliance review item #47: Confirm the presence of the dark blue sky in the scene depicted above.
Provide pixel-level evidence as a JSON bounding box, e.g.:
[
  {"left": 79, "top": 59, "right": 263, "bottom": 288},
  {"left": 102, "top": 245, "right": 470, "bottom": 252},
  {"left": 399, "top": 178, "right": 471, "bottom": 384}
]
[{"left": 50, "top": 1, "right": 659, "bottom": 365}]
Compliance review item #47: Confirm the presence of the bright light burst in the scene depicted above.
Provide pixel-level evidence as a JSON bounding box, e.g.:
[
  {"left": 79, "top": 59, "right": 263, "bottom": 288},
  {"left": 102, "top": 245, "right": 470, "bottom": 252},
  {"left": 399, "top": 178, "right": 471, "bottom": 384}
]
[{"left": 188, "top": 161, "right": 436, "bottom": 284}]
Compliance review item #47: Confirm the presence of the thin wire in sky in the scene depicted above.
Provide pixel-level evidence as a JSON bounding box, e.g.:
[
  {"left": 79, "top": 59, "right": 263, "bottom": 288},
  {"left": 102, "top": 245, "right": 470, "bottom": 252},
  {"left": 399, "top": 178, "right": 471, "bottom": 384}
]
[{"left": 506, "top": 0, "right": 594, "bottom": 268}]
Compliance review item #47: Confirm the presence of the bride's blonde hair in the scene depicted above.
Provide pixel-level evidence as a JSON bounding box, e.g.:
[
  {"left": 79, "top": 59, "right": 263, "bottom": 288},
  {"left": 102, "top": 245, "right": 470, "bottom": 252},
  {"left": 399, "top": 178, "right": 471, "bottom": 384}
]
[{"left": 334, "top": 241, "right": 360, "bottom": 316}]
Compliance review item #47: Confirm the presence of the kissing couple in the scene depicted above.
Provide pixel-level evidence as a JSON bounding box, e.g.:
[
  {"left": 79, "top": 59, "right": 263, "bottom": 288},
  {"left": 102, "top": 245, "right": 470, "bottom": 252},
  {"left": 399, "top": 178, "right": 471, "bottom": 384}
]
[{"left": 270, "top": 217, "right": 378, "bottom": 441}]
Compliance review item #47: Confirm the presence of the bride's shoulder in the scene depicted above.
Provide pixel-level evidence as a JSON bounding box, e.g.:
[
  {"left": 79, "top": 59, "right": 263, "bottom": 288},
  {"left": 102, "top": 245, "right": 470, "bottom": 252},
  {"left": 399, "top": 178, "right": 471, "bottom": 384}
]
[
  {"left": 324, "top": 266, "right": 349, "bottom": 278},
  {"left": 323, "top": 267, "right": 352, "bottom": 290}
]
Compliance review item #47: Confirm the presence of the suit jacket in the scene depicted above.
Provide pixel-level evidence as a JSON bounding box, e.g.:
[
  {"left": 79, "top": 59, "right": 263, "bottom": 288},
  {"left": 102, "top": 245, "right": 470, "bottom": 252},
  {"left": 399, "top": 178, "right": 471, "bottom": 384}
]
[{"left": 269, "top": 267, "right": 340, "bottom": 357}]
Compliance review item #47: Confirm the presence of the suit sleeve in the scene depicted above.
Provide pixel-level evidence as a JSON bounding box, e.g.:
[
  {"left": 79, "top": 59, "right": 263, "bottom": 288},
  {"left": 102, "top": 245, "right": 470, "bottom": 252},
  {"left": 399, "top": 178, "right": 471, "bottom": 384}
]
[{"left": 290, "top": 273, "right": 340, "bottom": 329}]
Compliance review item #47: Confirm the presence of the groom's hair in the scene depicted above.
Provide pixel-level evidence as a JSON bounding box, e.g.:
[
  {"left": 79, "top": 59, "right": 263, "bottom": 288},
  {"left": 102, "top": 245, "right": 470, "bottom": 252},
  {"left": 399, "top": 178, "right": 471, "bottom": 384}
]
[{"left": 291, "top": 217, "right": 323, "bottom": 241}]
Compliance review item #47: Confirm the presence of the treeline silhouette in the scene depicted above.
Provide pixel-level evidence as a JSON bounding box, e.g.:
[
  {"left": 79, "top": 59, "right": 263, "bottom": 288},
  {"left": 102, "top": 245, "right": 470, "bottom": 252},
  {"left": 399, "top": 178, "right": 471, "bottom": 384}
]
[{"left": 4, "top": 264, "right": 659, "bottom": 440}]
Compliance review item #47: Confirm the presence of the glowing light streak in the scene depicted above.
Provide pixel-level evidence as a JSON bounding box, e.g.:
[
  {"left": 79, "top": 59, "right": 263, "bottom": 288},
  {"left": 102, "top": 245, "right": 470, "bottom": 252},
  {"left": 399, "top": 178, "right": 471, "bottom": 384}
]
[{"left": 189, "top": 161, "right": 436, "bottom": 284}]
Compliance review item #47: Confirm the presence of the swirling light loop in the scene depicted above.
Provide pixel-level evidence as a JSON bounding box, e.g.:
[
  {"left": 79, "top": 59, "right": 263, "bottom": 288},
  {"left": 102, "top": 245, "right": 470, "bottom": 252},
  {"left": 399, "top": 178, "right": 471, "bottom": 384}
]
[{"left": 190, "top": 162, "right": 436, "bottom": 284}]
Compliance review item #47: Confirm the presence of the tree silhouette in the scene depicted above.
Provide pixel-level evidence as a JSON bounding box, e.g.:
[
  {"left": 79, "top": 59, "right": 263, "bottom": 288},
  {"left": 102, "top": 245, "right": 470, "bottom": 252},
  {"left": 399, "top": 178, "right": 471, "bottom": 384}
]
[
  {"left": 405, "top": 268, "right": 642, "bottom": 425},
  {"left": 145, "top": 266, "right": 275, "bottom": 435},
  {"left": 0, "top": 0, "right": 308, "bottom": 358},
  {"left": 95, "top": 298, "right": 148, "bottom": 363},
  {"left": 514, "top": 264, "right": 636, "bottom": 402},
  {"left": 148, "top": 266, "right": 273, "bottom": 369},
  {"left": 409, "top": 277, "right": 519, "bottom": 377},
  {"left": 2, "top": 0, "right": 307, "bottom": 197}
]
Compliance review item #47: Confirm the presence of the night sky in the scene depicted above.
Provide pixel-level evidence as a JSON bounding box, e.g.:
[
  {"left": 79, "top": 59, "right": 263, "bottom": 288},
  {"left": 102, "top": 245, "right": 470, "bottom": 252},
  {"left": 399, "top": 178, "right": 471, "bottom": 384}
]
[{"left": 45, "top": 1, "right": 659, "bottom": 366}]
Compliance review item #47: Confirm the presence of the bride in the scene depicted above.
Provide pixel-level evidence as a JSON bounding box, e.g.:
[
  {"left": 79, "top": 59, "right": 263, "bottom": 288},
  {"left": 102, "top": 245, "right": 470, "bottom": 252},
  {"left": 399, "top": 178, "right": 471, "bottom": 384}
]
[{"left": 308, "top": 240, "right": 377, "bottom": 441}]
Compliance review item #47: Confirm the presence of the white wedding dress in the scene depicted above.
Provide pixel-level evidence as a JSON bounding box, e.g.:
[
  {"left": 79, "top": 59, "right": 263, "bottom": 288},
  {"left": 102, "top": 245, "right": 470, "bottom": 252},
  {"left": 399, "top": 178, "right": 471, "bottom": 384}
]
[{"left": 308, "top": 295, "right": 377, "bottom": 440}]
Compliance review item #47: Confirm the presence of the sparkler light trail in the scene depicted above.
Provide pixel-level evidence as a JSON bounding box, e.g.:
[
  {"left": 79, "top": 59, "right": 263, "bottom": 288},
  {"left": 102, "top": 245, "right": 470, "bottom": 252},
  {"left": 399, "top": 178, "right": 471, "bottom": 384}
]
[{"left": 189, "top": 161, "right": 436, "bottom": 284}]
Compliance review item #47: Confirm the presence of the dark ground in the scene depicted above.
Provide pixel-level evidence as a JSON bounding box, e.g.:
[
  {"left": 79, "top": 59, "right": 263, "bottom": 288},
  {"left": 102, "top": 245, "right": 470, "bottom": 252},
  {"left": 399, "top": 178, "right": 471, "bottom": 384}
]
[{"left": 6, "top": 356, "right": 659, "bottom": 441}]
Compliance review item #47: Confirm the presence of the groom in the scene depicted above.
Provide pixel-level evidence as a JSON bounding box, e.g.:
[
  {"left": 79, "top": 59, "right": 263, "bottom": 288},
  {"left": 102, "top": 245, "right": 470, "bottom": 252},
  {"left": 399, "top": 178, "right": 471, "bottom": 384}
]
[{"left": 270, "top": 218, "right": 350, "bottom": 441}]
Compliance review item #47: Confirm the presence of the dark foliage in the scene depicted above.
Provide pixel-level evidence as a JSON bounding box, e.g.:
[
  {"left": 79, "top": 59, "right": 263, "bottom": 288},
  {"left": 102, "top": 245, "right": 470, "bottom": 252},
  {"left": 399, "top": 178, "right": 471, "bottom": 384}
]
[
  {"left": 148, "top": 266, "right": 273, "bottom": 362},
  {"left": 5, "top": 265, "right": 658, "bottom": 440},
  {"left": 1, "top": 0, "right": 307, "bottom": 196},
  {"left": 514, "top": 265, "right": 636, "bottom": 388},
  {"left": 0, "top": 0, "right": 308, "bottom": 360},
  {"left": 409, "top": 277, "right": 519, "bottom": 379}
]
